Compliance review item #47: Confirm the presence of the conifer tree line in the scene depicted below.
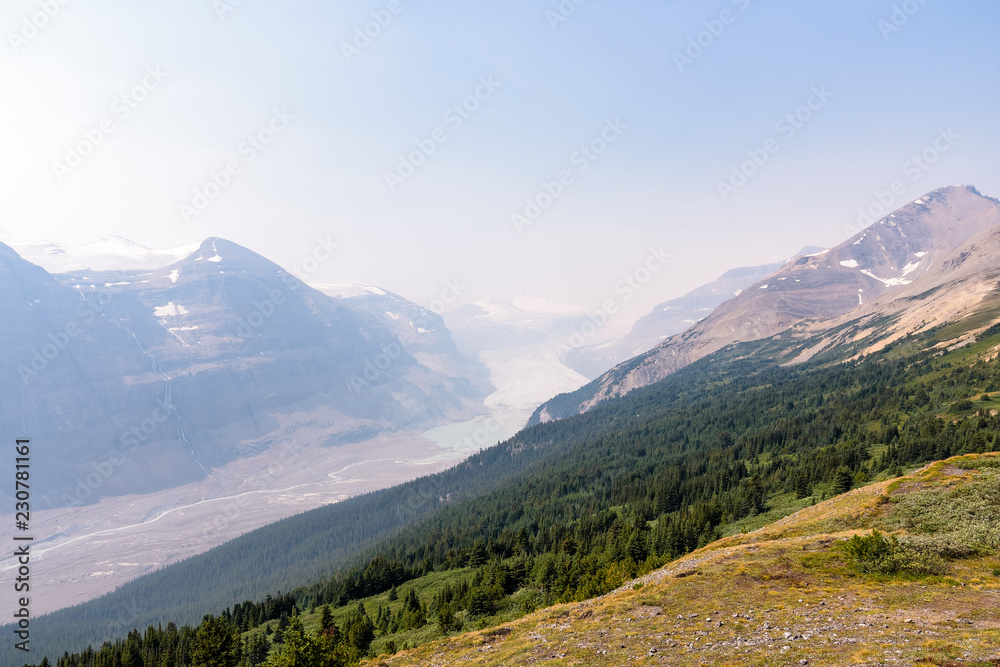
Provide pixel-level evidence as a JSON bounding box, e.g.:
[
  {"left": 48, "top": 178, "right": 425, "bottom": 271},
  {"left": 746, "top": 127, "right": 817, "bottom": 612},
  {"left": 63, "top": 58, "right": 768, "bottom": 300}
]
[{"left": 19, "top": 326, "right": 1000, "bottom": 666}]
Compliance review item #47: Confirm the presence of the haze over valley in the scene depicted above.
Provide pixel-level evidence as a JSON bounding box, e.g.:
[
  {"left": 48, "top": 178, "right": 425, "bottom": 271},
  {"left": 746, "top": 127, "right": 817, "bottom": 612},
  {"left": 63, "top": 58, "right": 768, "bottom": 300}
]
[{"left": 2, "top": 2, "right": 998, "bottom": 665}]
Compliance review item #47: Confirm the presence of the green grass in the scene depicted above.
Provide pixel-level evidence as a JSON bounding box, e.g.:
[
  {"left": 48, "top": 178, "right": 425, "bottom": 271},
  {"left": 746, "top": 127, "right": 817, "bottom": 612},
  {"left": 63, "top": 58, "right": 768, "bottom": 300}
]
[
  {"left": 719, "top": 492, "right": 815, "bottom": 537},
  {"left": 243, "top": 568, "right": 474, "bottom": 658}
]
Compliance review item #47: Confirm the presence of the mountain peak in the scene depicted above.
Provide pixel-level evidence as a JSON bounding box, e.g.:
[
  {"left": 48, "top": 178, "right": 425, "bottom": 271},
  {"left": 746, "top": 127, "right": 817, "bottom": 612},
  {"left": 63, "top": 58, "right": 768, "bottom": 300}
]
[
  {"left": 533, "top": 184, "right": 1000, "bottom": 421},
  {"left": 179, "top": 237, "right": 289, "bottom": 275}
]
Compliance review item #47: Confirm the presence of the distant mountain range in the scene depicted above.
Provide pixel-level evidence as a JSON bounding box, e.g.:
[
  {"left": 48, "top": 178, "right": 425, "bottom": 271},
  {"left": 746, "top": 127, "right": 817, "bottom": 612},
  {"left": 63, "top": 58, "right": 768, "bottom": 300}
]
[
  {"left": 532, "top": 185, "right": 1000, "bottom": 423},
  {"left": 8, "top": 184, "right": 1000, "bottom": 664},
  {"left": 0, "top": 238, "right": 490, "bottom": 509},
  {"left": 560, "top": 248, "right": 825, "bottom": 379}
]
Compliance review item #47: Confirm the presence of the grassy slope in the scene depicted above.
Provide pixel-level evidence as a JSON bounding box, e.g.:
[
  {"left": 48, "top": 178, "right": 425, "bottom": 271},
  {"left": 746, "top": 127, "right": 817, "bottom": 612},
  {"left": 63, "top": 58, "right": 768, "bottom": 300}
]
[{"left": 364, "top": 454, "right": 1000, "bottom": 667}]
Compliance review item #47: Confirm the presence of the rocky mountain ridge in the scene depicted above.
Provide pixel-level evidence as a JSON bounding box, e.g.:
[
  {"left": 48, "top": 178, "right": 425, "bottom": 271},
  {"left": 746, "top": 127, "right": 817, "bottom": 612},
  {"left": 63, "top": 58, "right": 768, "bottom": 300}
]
[{"left": 532, "top": 185, "right": 1000, "bottom": 424}]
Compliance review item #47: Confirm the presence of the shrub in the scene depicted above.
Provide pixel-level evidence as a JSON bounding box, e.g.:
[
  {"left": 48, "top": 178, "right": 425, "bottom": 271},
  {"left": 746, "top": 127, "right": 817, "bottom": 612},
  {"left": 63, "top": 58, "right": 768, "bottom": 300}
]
[
  {"left": 949, "top": 399, "right": 975, "bottom": 413},
  {"left": 843, "top": 530, "right": 899, "bottom": 574},
  {"left": 843, "top": 530, "right": 947, "bottom": 576},
  {"left": 882, "top": 468, "right": 1000, "bottom": 557}
]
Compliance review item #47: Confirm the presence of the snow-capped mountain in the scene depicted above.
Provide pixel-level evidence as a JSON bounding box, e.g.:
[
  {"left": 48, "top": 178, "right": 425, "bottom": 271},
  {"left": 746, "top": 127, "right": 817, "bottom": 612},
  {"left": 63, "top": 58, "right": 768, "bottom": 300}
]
[
  {"left": 0, "top": 238, "right": 490, "bottom": 509},
  {"left": 559, "top": 257, "right": 806, "bottom": 379},
  {"left": 9, "top": 236, "right": 202, "bottom": 273},
  {"left": 531, "top": 185, "right": 1000, "bottom": 422}
]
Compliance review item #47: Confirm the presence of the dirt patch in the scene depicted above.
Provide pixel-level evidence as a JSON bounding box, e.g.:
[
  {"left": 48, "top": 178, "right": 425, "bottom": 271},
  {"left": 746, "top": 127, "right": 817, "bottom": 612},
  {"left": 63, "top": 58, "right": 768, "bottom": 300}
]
[
  {"left": 630, "top": 605, "right": 662, "bottom": 619},
  {"left": 482, "top": 627, "right": 512, "bottom": 639}
]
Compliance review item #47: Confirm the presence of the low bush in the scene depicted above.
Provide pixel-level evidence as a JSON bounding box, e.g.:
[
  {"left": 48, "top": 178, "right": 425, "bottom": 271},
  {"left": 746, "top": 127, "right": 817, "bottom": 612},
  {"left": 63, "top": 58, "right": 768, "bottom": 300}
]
[{"left": 843, "top": 530, "right": 947, "bottom": 576}]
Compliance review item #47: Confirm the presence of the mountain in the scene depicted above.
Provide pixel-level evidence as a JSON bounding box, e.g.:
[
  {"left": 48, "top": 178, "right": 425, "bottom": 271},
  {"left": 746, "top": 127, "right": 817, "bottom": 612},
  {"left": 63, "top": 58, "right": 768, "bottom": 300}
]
[
  {"left": 531, "top": 185, "right": 1000, "bottom": 423},
  {"left": 9, "top": 188, "right": 1000, "bottom": 664},
  {"left": 0, "top": 238, "right": 489, "bottom": 509},
  {"left": 9, "top": 236, "right": 202, "bottom": 272},
  {"left": 314, "top": 282, "right": 493, "bottom": 400},
  {"left": 14, "top": 305, "right": 1000, "bottom": 664},
  {"left": 560, "top": 256, "right": 811, "bottom": 379}
]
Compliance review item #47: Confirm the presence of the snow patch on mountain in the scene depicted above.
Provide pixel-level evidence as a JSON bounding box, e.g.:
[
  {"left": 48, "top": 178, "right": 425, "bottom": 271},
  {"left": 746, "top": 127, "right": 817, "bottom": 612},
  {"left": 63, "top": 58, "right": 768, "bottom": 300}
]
[
  {"left": 9, "top": 237, "right": 202, "bottom": 273},
  {"left": 154, "top": 302, "right": 190, "bottom": 317}
]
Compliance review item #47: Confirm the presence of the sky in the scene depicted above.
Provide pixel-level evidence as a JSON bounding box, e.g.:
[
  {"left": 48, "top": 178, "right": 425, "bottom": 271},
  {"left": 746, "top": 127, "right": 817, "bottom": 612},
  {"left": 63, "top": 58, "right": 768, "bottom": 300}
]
[{"left": 0, "top": 0, "right": 997, "bottom": 337}]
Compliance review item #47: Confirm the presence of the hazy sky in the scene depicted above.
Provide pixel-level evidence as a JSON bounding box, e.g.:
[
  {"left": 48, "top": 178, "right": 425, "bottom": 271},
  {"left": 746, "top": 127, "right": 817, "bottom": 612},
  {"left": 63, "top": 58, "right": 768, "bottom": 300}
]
[{"left": 1, "top": 0, "right": 997, "bottom": 336}]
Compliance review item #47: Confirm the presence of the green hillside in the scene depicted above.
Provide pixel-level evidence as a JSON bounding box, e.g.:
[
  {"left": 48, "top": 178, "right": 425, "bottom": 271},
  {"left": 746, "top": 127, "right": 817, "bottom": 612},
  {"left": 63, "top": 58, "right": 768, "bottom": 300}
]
[
  {"left": 371, "top": 454, "right": 1000, "bottom": 666},
  {"left": 13, "top": 315, "right": 1000, "bottom": 666}
]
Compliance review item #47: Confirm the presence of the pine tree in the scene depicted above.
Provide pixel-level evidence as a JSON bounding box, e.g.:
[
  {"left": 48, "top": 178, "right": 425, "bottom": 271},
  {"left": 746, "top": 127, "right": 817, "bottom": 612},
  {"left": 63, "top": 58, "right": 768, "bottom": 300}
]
[
  {"left": 795, "top": 473, "right": 812, "bottom": 499},
  {"left": 320, "top": 604, "right": 334, "bottom": 632},
  {"left": 191, "top": 615, "right": 238, "bottom": 667},
  {"left": 343, "top": 602, "right": 375, "bottom": 655},
  {"left": 468, "top": 540, "right": 488, "bottom": 567},
  {"left": 265, "top": 614, "right": 320, "bottom": 667},
  {"left": 833, "top": 467, "right": 854, "bottom": 495}
]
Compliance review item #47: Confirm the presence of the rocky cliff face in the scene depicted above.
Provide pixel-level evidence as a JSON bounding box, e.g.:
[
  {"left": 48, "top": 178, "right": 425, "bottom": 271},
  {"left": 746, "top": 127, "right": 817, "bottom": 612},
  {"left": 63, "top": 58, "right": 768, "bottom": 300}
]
[{"left": 531, "top": 185, "right": 1000, "bottom": 423}]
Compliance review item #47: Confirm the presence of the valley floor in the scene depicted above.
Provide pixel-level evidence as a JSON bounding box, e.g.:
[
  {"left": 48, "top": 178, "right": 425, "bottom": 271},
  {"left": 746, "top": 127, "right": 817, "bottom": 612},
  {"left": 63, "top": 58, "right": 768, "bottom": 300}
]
[
  {"left": 0, "top": 338, "right": 585, "bottom": 618},
  {"left": 0, "top": 426, "right": 492, "bottom": 617}
]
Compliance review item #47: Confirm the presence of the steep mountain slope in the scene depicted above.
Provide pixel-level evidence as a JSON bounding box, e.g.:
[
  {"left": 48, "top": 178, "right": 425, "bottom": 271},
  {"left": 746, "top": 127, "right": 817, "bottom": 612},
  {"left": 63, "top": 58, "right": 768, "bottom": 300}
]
[
  {"left": 12, "top": 309, "right": 1000, "bottom": 664},
  {"left": 561, "top": 258, "right": 793, "bottom": 379},
  {"left": 532, "top": 185, "right": 1000, "bottom": 423},
  {"left": 315, "top": 282, "right": 493, "bottom": 400},
  {"left": 778, "top": 200, "right": 1000, "bottom": 365},
  {"left": 374, "top": 454, "right": 1000, "bottom": 667},
  {"left": 0, "top": 242, "right": 183, "bottom": 508},
  {"left": 0, "top": 238, "right": 488, "bottom": 508}
]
